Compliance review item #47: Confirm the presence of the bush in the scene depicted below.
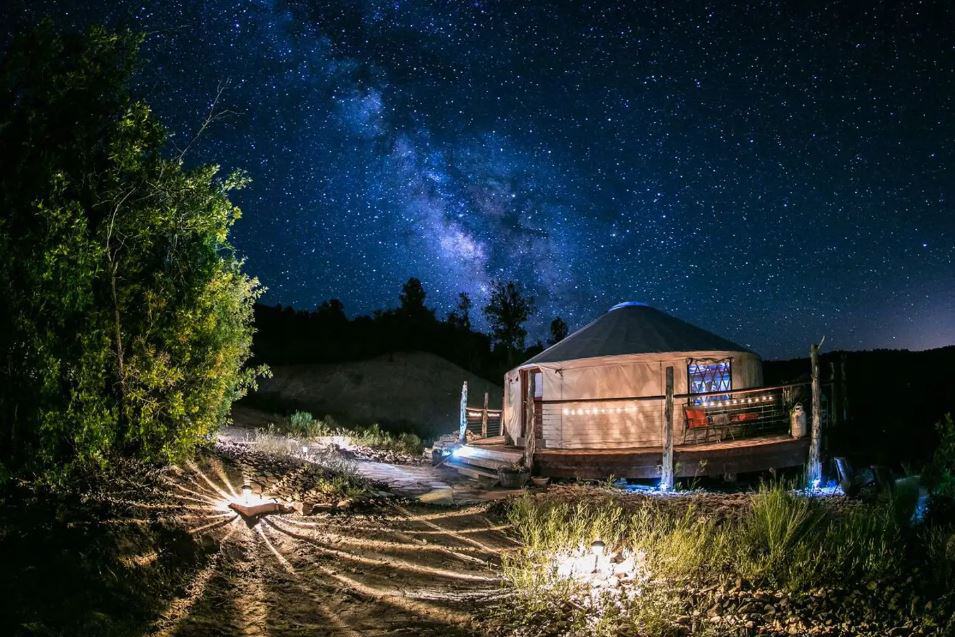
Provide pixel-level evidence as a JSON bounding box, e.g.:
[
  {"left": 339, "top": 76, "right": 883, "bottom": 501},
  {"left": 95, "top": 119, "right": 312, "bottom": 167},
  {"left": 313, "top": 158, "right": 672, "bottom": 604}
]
[
  {"left": 0, "top": 26, "right": 263, "bottom": 483},
  {"left": 924, "top": 413, "right": 955, "bottom": 522},
  {"left": 350, "top": 423, "right": 423, "bottom": 456},
  {"left": 261, "top": 415, "right": 423, "bottom": 456},
  {"left": 286, "top": 411, "right": 328, "bottom": 438}
]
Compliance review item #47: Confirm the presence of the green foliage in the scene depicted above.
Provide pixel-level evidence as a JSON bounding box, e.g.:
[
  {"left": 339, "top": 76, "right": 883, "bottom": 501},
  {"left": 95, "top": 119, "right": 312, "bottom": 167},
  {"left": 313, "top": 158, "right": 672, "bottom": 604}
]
[
  {"left": 350, "top": 423, "right": 423, "bottom": 456},
  {"left": 483, "top": 280, "right": 534, "bottom": 363},
  {"left": 267, "top": 413, "right": 423, "bottom": 456},
  {"left": 548, "top": 316, "right": 568, "bottom": 345},
  {"left": 924, "top": 413, "right": 955, "bottom": 499},
  {"left": 0, "top": 26, "right": 264, "bottom": 482},
  {"left": 287, "top": 411, "right": 328, "bottom": 438}
]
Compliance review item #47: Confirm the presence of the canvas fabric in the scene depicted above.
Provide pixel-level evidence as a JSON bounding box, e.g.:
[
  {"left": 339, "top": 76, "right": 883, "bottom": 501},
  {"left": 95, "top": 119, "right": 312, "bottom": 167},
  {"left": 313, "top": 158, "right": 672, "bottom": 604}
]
[{"left": 502, "top": 351, "right": 762, "bottom": 448}]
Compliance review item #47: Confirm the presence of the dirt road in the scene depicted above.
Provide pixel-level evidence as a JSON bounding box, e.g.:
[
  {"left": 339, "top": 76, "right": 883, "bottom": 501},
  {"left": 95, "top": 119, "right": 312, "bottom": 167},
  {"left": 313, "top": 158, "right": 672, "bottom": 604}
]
[{"left": 147, "top": 453, "right": 515, "bottom": 637}]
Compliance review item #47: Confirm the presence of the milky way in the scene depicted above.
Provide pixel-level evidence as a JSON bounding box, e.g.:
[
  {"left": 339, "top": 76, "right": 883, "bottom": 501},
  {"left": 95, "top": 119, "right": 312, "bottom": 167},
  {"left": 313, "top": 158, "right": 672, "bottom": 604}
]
[{"left": 5, "top": 1, "right": 954, "bottom": 357}]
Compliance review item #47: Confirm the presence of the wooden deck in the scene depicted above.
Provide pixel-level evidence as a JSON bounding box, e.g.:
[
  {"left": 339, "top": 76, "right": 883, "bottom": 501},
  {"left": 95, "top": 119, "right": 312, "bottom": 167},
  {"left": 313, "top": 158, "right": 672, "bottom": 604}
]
[{"left": 453, "top": 435, "right": 810, "bottom": 480}]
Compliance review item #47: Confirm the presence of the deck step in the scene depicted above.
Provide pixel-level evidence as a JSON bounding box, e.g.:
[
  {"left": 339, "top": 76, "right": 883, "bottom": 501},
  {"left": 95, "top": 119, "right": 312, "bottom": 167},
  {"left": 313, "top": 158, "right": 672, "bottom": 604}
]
[{"left": 446, "top": 459, "right": 499, "bottom": 482}]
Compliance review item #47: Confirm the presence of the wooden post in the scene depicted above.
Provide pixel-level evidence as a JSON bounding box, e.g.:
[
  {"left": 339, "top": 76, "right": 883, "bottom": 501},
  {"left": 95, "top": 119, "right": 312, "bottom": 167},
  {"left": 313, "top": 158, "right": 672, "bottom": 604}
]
[
  {"left": 660, "top": 366, "right": 675, "bottom": 491},
  {"left": 840, "top": 355, "right": 849, "bottom": 424},
  {"left": 808, "top": 341, "right": 823, "bottom": 486},
  {"left": 524, "top": 373, "right": 536, "bottom": 472},
  {"left": 502, "top": 386, "right": 512, "bottom": 445},
  {"left": 481, "top": 392, "right": 489, "bottom": 438},
  {"left": 459, "top": 381, "right": 468, "bottom": 443},
  {"left": 829, "top": 361, "right": 840, "bottom": 428}
]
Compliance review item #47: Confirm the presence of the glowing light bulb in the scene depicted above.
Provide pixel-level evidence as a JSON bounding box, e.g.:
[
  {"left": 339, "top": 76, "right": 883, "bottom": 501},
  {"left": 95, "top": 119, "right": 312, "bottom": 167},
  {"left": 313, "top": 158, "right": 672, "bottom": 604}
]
[
  {"left": 591, "top": 539, "right": 605, "bottom": 573},
  {"left": 242, "top": 483, "right": 252, "bottom": 504}
]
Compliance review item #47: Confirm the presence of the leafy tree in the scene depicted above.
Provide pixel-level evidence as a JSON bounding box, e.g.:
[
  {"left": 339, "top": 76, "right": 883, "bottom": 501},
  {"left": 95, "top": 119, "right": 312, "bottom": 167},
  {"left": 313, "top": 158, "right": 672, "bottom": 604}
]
[
  {"left": 447, "top": 292, "right": 472, "bottom": 331},
  {"left": 315, "top": 299, "right": 346, "bottom": 323},
  {"left": 0, "top": 26, "right": 263, "bottom": 482},
  {"left": 483, "top": 280, "right": 534, "bottom": 365},
  {"left": 549, "top": 317, "right": 569, "bottom": 345},
  {"left": 398, "top": 277, "right": 433, "bottom": 321}
]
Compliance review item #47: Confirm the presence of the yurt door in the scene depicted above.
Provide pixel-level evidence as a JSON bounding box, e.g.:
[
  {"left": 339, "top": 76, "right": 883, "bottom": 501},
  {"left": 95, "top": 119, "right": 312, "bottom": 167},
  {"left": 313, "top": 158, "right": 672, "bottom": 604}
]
[{"left": 521, "top": 368, "right": 544, "bottom": 443}]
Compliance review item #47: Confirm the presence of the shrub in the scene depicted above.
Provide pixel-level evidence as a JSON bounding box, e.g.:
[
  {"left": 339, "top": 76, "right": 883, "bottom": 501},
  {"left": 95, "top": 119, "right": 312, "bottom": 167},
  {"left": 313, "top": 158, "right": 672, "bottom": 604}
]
[
  {"left": 0, "top": 27, "right": 263, "bottom": 483},
  {"left": 351, "top": 424, "right": 423, "bottom": 456},
  {"left": 286, "top": 411, "right": 328, "bottom": 438},
  {"left": 924, "top": 413, "right": 955, "bottom": 522}
]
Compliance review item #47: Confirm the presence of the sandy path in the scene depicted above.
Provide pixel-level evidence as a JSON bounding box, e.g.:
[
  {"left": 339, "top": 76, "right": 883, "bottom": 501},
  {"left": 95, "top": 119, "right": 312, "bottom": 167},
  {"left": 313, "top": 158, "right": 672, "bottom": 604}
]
[{"left": 146, "top": 453, "right": 512, "bottom": 636}]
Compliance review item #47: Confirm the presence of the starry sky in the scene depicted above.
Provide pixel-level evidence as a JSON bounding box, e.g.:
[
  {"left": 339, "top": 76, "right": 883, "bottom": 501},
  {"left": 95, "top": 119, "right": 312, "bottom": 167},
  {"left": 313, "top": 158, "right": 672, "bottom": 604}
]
[{"left": 6, "top": 1, "right": 955, "bottom": 358}]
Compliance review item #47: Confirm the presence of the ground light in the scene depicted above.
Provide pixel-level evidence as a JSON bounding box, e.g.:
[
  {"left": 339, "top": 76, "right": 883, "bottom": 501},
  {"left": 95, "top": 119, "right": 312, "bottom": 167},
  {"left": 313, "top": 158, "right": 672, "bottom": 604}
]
[
  {"left": 552, "top": 541, "right": 650, "bottom": 611},
  {"left": 228, "top": 485, "right": 293, "bottom": 526},
  {"left": 590, "top": 539, "right": 605, "bottom": 573}
]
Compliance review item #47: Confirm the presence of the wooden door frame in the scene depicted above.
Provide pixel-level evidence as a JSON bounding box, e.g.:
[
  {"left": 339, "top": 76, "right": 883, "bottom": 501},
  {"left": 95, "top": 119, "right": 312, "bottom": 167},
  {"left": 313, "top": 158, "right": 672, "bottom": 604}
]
[{"left": 520, "top": 367, "right": 543, "bottom": 443}]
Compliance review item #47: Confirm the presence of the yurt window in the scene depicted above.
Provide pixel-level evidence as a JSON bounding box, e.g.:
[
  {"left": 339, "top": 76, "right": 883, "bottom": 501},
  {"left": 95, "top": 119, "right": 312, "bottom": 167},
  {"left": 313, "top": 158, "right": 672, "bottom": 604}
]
[{"left": 688, "top": 359, "right": 732, "bottom": 397}]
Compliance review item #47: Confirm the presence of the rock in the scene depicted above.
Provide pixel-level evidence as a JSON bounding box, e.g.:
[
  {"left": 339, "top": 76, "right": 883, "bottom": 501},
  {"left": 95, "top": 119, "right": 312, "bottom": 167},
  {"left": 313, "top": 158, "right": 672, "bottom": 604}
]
[{"left": 417, "top": 487, "right": 454, "bottom": 505}]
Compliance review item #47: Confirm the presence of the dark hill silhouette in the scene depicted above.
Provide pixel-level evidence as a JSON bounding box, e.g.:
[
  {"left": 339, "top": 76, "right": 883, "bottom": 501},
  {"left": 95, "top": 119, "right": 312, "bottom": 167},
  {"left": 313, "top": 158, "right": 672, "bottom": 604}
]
[
  {"left": 251, "top": 302, "right": 953, "bottom": 469},
  {"left": 764, "top": 346, "right": 955, "bottom": 469}
]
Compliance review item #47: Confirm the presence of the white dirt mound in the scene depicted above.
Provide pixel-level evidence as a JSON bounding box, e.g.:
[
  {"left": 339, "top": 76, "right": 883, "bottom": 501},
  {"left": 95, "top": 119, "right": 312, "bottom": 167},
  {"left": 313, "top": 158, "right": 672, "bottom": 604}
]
[{"left": 249, "top": 351, "right": 502, "bottom": 436}]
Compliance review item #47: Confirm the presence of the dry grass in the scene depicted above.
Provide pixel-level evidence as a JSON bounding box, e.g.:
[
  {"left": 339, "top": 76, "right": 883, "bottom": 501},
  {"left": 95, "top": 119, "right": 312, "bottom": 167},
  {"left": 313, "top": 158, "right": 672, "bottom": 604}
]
[{"left": 491, "top": 483, "right": 954, "bottom": 636}]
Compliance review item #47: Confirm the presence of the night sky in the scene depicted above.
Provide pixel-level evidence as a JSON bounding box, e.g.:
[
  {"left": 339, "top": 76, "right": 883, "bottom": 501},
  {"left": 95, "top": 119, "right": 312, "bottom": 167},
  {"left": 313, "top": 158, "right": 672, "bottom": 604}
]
[{"left": 6, "top": 1, "right": 955, "bottom": 358}]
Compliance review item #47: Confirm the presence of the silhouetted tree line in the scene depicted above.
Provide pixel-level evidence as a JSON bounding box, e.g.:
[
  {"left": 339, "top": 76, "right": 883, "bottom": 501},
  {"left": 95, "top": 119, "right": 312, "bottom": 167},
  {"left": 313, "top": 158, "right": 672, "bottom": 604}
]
[
  {"left": 253, "top": 278, "right": 570, "bottom": 381},
  {"left": 764, "top": 346, "right": 955, "bottom": 470}
]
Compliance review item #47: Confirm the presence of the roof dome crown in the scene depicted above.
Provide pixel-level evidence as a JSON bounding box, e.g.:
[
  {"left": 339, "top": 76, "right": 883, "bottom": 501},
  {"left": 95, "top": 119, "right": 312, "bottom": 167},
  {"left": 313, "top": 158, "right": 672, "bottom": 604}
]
[{"left": 523, "top": 303, "right": 753, "bottom": 365}]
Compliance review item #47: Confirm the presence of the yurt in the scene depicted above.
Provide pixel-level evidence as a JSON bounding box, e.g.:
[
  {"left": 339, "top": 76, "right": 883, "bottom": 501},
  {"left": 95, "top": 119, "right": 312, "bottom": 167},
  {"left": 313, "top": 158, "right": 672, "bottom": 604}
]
[
  {"left": 501, "top": 302, "right": 763, "bottom": 450},
  {"left": 449, "top": 302, "right": 811, "bottom": 480}
]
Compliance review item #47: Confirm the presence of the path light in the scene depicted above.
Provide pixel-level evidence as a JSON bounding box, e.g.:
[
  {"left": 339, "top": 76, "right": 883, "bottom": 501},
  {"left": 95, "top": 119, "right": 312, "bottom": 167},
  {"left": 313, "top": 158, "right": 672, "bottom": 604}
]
[{"left": 591, "top": 539, "right": 605, "bottom": 573}]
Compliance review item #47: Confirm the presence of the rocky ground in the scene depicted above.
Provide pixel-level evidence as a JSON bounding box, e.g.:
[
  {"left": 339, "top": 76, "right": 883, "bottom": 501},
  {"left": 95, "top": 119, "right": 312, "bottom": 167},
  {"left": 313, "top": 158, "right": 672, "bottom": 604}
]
[
  {"left": 4, "top": 431, "right": 952, "bottom": 636},
  {"left": 0, "top": 437, "right": 518, "bottom": 637},
  {"left": 151, "top": 445, "right": 517, "bottom": 636}
]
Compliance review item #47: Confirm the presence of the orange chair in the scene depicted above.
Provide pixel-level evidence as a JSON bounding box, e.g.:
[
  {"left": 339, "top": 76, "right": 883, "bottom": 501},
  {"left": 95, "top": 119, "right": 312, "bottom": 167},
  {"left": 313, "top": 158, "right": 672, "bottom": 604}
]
[{"left": 684, "top": 407, "right": 709, "bottom": 443}]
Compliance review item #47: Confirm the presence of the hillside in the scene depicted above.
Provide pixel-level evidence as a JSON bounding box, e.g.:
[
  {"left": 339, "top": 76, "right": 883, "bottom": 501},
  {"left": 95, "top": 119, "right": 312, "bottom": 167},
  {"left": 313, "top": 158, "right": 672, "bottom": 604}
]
[
  {"left": 765, "top": 345, "right": 955, "bottom": 466},
  {"left": 243, "top": 350, "right": 502, "bottom": 440}
]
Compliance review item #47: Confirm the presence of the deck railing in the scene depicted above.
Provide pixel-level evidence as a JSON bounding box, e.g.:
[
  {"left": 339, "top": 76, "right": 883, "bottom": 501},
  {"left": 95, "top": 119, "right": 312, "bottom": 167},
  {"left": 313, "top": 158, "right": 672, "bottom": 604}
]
[
  {"left": 680, "top": 384, "right": 809, "bottom": 444},
  {"left": 534, "top": 382, "right": 818, "bottom": 449},
  {"left": 464, "top": 405, "right": 503, "bottom": 438},
  {"left": 460, "top": 381, "right": 825, "bottom": 448}
]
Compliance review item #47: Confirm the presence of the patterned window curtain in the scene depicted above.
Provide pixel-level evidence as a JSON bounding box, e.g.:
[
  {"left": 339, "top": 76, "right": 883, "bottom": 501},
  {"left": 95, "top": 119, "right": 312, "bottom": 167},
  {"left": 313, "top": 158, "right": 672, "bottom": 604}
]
[{"left": 687, "top": 358, "right": 732, "bottom": 403}]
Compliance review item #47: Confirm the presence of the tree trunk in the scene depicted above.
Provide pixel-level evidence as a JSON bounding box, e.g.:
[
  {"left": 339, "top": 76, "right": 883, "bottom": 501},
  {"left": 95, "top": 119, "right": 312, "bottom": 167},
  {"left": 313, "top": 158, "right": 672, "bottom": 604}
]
[{"left": 109, "top": 262, "right": 128, "bottom": 441}]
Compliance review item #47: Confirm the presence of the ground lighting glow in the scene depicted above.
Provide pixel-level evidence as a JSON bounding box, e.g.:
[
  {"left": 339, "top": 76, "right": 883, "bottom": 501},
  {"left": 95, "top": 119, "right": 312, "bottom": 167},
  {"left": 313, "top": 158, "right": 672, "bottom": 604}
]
[{"left": 550, "top": 540, "right": 650, "bottom": 609}]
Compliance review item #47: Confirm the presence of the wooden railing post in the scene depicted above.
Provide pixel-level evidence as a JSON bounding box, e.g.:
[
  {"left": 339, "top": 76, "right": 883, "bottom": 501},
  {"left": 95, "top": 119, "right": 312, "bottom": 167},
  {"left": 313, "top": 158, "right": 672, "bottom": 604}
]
[
  {"left": 524, "top": 374, "right": 536, "bottom": 472},
  {"left": 840, "top": 355, "right": 849, "bottom": 424},
  {"left": 660, "top": 366, "right": 675, "bottom": 491},
  {"left": 502, "top": 387, "right": 512, "bottom": 445},
  {"left": 481, "top": 391, "right": 489, "bottom": 438},
  {"left": 459, "top": 381, "right": 468, "bottom": 443},
  {"left": 808, "top": 340, "right": 824, "bottom": 485}
]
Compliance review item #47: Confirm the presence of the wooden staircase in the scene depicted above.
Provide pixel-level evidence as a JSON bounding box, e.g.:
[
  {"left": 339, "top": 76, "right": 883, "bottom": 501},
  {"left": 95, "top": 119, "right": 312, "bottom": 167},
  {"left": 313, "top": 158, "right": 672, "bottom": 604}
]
[{"left": 446, "top": 437, "right": 524, "bottom": 481}]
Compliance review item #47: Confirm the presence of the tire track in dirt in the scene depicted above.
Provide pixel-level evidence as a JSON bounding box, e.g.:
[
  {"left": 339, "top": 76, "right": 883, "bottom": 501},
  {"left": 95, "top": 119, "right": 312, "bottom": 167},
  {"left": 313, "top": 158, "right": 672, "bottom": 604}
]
[{"left": 142, "top": 451, "right": 514, "bottom": 636}]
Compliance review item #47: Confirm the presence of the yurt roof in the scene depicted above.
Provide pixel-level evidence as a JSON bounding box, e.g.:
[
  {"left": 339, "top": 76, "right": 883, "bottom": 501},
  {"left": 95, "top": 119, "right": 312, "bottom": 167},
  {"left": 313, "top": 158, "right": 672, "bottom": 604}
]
[{"left": 523, "top": 302, "right": 754, "bottom": 366}]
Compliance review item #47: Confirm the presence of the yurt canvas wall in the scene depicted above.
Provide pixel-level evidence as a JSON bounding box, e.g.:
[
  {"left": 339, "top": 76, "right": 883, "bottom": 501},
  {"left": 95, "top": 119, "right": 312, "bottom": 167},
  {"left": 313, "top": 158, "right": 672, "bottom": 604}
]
[{"left": 503, "top": 351, "right": 762, "bottom": 449}]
